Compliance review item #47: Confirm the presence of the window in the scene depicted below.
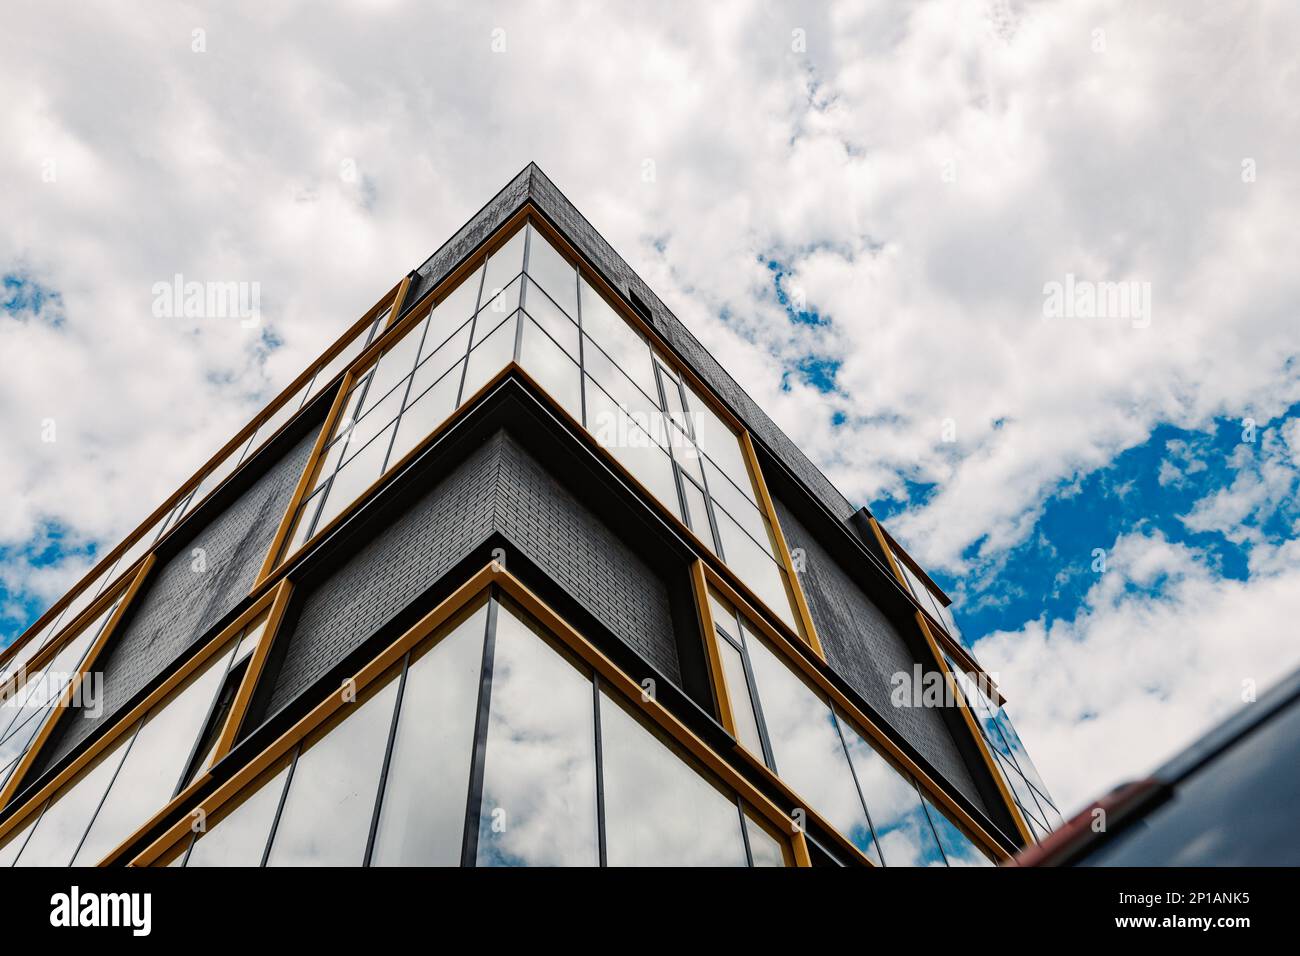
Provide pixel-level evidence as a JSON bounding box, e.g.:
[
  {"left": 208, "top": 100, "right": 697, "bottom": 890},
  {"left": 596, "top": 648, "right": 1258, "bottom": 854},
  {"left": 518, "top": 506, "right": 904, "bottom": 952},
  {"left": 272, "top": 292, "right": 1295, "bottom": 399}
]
[
  {"left": 0, "top": 609, "right": 273, "bottom": 866},
  {"left": 0, "top": 589, "right": 125, "bottom": 795},
  {"left": 706, "top": 587, "right": 994, "bottom": 866},
  {"left": 157, "top": 590, "right": 787, "bottom": 867},
  {"left": 947, "top": 656, "right": 1063, "bottom": 836}
]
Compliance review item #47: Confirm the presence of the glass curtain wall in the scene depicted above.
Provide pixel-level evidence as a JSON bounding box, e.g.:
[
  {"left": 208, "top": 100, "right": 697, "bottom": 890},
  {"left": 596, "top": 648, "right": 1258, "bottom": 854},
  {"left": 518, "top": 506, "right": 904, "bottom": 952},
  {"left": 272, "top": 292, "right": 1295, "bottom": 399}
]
[
  {"left": 161, "top": 594, "right": 786, "bottom": 868},
  {"left": 708, "top": 587, "right": 994, "bottom": 867}
]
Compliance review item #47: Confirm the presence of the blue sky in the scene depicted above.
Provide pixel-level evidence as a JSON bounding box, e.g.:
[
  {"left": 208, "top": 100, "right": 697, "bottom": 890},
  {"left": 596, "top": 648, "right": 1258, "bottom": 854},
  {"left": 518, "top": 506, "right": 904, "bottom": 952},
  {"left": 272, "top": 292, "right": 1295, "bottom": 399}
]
[{"left": 3, "top": 1, "right": 1299, "bottom": 814}]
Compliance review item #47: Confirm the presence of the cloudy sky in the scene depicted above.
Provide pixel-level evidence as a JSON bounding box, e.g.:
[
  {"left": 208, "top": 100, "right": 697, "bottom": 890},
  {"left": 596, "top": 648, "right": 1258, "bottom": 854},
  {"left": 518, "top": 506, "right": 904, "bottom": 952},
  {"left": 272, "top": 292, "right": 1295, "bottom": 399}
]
[{"left": 2, "top": 0, "right": 1298, "bottom": 815}]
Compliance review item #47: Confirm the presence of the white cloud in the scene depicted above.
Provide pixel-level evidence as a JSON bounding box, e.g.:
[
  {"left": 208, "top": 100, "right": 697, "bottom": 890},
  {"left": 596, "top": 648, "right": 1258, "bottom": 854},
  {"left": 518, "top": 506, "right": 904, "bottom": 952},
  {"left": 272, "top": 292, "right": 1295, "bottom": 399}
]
[{"left": 976, "top": 527, "right": 1300, "bottom": 816}]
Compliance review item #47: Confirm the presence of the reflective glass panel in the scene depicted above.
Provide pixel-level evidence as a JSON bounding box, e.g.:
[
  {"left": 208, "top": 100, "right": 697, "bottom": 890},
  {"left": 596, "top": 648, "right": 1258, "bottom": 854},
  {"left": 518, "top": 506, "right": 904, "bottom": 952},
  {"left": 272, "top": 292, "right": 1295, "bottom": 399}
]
[
  {"left": 184, "top": 761, "right": 291, "bottom": 867},
  {"left": 370, "top": 603, "right": 487, "bottom": 866},
  {"left": 520, "top": 318, "right": 582, "bottom": 421},
  {"left": 840, "top": 724, "right": 945, "bottom": 867},
  {"left": 742, "top": 629, "right": 876, "bottom": 860},
  {"left": 475, "top": 601, "right": 598, "bottom": 867},
  {"left": 923, "top": 797, "right": 994, "bottom": 867},
  {"left": 745, "top": 813, "right": 787, "bottom": 867},
  {"left": 599, "top": 688, "right": 748, "bottom": 867},
  {"left": 526, "top": 227, "right": 578, "bottom": 318},
  {"left": 13, "top": 734, "right": 132, "bottom": 867},
  {"left": 265, "top": 677, "right": 399, "bottom": 867}
]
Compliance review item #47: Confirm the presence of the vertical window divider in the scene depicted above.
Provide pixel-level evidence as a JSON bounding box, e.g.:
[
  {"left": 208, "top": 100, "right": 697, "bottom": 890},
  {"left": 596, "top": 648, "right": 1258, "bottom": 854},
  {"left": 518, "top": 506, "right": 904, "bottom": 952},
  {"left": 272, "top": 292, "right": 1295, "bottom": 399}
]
[
  {"left": 67, "top": 719, "right": 142, "bottom": 866},
  {"left": 259, "top": 744, "right": 300, "bottom": 867},
  {"left": 454, "top": 261, "right": 490, "bottom": 408},
  {"left": 513, "top": 225, "right": 532, "bottom": 364},
  {"left": 735, "top": 797, "right": 754, "bottom": 867},
  {"left": 829, "top": 705, "right": 884, "bottom": 866},
  {"left": 916, "top": 783, "right": 951, "bottom": 866},
  {"left": 592, "top": 674, "right": 608, "bottom": 868},
  {"left": 363, "top": 651, "right": 411, "bottom": 867},
  {"left": 459, "top": 592, "right": 499, "bottom": 867},
  {"left": 735, "top": 624, "right": 778, "bottom": 773}
]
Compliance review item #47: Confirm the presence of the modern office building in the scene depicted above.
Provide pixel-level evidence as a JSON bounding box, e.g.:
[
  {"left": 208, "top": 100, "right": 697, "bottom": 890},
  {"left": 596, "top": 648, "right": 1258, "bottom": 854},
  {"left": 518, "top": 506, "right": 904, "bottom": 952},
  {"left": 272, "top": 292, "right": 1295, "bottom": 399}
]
[{"left": 0, "top": 164, "right": 1061, "bottom": 867}]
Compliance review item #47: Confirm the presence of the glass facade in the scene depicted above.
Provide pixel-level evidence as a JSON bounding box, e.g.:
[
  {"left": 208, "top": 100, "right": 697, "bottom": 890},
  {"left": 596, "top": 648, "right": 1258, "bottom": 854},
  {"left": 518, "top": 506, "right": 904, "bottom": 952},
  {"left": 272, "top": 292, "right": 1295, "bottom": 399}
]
[
  {"left": 708, "top": 587, "right": 993, "bottom": 867},
  {"left": 947, "top": 656, "right": 1064, "bottom": 840},
  {"left": 0, "top": 611, "right": 269, "bottom": 866},
  {"left": 160, "top": 594, "right": 786, "bottom": 867}
]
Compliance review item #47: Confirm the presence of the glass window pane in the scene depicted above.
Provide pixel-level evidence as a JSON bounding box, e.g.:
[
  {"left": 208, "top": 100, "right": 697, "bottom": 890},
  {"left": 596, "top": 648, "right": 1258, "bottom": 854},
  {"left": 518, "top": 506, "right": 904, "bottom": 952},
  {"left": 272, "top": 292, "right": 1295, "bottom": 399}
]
[
  {"left": 370, "top": 602, "right": 488, "bottom": 866},
  {"left": 249, "top": 381, "right": 309, "bottom": 455},
  {"left": 185, "top": 761, "right": 291, "bottom": 867},
  {"left": 312, "top": 421, "right": 395, "bottom": 533},
  {"left": 708, "top": 589, "right": 739, "bottom": 645},
  {"left": 0, "top": 809, "right": 39, "bottom": 867},
  {"left": 680, "top": 473, "right": 715, "bottom": 550},
  {"left": 13, "top": 733, "right": 132, "bottom": 866},
  {"left": 745, "top": 812, "right": 787, "bottom": 867},
  {"left": 428, "top": 263, "right": 484, "bottom": 339},
  {"left": 521, "top": 279, "right": 579, "bottom": 358},
  {"left": 717, "top": 638, "right": 763, "bottom": 758},
  {"left": 362, "top": 334, "right": 423, "bottom": 418},
  {"left": 409, "top": 318, "right": 472, "bottom": 401},
  {"left": 520, "top": 318, "right": 582, "bottom": 421},
  {"left": 840, "top": 724, "right": 945, "bottom": 867},
  {"left": 585, "top": 381, "right": 681, "bottom": 521},
  {"left": 579, "top": 276, "right": 654, "bottom": 397},
  {"left": 705, "top": 457, "right": 769, "bottom": 545},
  {"left": 923, "top": 797, "right": 994, "bottom": 867},
  {"left": 389, "top": 361, "right": 462, "bottom": 467},
  {"left": 72, "top": 640, "right": 237, "bottom": 865},
  {"left": 526, "top": 226, "right": 578, "bottom": 318},
  {"left": 599, "top": 688, "right": 747, "bottom": 867},
  {"left": 684, "top": 381, "right": 752, "bottom": 497},
  {"left": 306, "top": 321, "right": 371, "bottom": 402},
  {"left": 582, "top": 336, "right": 664, "bottom": 434},
  {"left": 265, "top": 677, "right": 399, "bottom": 867},
  {"left": 474, "top": 276, "right": 523, "bottom": 339},
  {"left": 715, "top": 512, "right": 799, "bottom": 633},
  {"left": 481, "top": 227, "right": 527, "bottom": 309},
  {"left": 742, "top": 631, "right": 876, "bottom": 861},
  {"left": 475, "top": 601, "right": 598, "bottom": 867},
  {"left": 459, "top": 313, "right": 517, "bottom": 403}
]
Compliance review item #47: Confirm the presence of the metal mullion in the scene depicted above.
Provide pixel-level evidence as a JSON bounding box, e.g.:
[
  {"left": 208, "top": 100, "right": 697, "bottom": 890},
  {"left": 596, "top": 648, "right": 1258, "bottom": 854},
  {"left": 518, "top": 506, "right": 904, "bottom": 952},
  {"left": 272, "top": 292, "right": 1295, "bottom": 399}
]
[
  {"left": 513, "top": 225, "right": 532, "bottom": 364},
  {"left": 460, "top": 594, "right": 499, "bottom": 867},
  {"left": 454, "top": 264, "right": 490, "bottom": 407},
  {"left": 736, "top": 797, "right": 754, "bottom": 867},
  {"left": 829, "top": 705, "right": 884, "bottom": 866},
  {"left": 363, "top": 650, "right": 411, "bottom": 866},
  {"left": 916, "top": 782, "right": 951, "bottom": 866},
  {"left": 8, "top": 796, "right": 49, "bottom": 865},
  {"left": 733, "top": 623, "right": 778, "bottom": 773},
  {"left": 592, "top": 674, "right": 607, "bottom": 868},
  {"left": 68, "top": 718, "right": 143, "bottom": 867},
  {"left": 260, "top": 743, "right": 300, "bottom": 867}
]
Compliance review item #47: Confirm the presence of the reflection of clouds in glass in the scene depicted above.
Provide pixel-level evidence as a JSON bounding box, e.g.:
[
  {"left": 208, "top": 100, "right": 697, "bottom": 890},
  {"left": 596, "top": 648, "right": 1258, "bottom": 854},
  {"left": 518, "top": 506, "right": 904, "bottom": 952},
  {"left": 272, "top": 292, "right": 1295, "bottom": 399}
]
[
  {"left": 742, "top": 628, "right": 876, "bottom": 859},
  {"left": 266, "top": 679, "right": 398, "bottom": 866},
  {"left": 13, "top": 734, "right": 130, "bottom": 866},
  {"left": 840, "top": 720, "right": 945, "bottom": 867},
  {"left": 371, "top": 604, "right": 486, "bottom": 866},
  {"left": 186, "top": 763, "right": 290, "bottom": 867},
  {"left": 924, "top": 797, "right": 993, "bottom": 867},
  {"left": 599, "top": 689, "right": 747, "bottom": 866},
  {"left": 475, "top": 604, "right": 598, "bottom": 867}
]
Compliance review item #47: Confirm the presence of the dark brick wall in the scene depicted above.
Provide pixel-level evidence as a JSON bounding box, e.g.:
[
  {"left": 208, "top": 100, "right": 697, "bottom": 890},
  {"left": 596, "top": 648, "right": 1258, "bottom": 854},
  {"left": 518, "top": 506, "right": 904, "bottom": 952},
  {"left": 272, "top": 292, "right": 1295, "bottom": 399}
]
[
  {"left": 37, "top": 427, "right": 319, "bottom": 770},
  {"left": 265, "top": 429, "right": 679, "bottom": 718},
  {"left": 773, "top": 496, "right": 989, "bottom": 818}
]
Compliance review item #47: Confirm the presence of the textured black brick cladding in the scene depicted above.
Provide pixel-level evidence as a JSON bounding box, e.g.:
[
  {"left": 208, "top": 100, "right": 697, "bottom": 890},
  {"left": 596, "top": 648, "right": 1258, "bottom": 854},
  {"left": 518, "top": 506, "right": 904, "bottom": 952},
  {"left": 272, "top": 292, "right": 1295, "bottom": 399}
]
[
  {"left": 265, "top": 429, "right": 679, "bottom": 718},
  {"left": 773, "top": 495, "right": 989, "bottom": 817},
  {"left": 39, "top": 427, "right": 319, "bottom": 769}
]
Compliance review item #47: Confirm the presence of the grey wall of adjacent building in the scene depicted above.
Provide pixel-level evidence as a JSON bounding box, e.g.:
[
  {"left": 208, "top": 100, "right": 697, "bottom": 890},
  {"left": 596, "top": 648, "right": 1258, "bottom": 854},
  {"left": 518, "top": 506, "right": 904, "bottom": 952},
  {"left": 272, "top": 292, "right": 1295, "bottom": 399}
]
[
  {"left": 33, "top": 426, "right": 320, "bottom": 774},
  {"left": 772, "top": 495, "right": 990, "bottom": 819},
  {"left": 263, "top": 428, "right": 680, "bottom": 720}
]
